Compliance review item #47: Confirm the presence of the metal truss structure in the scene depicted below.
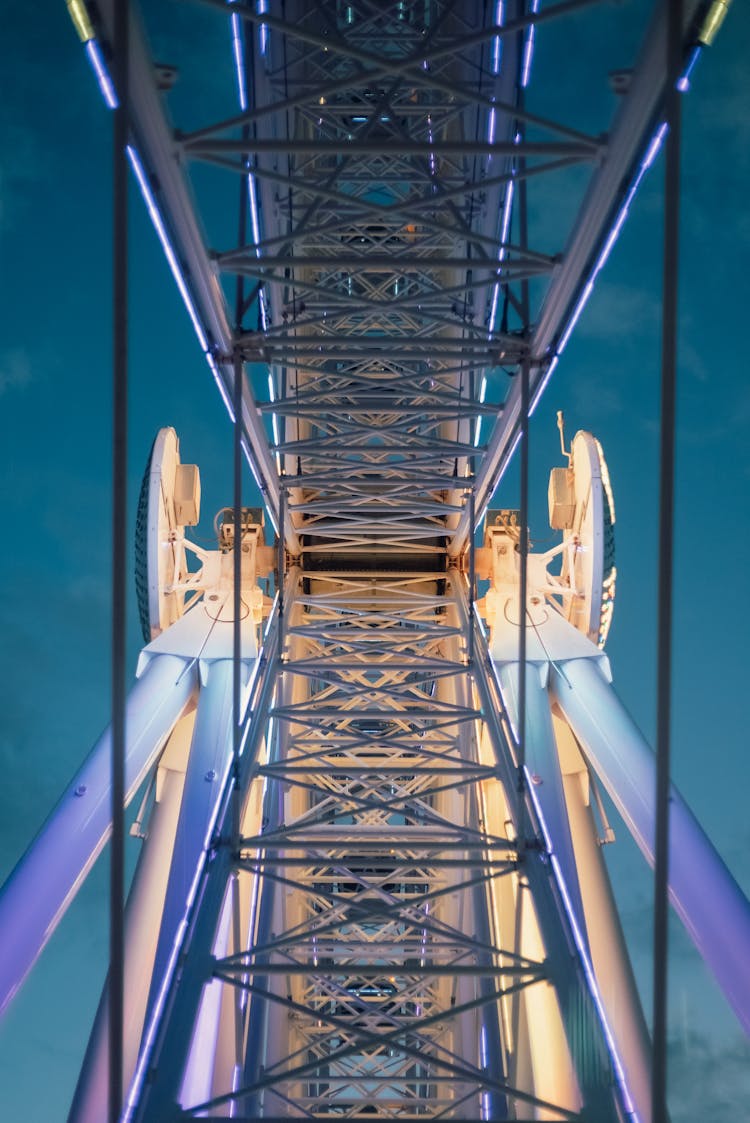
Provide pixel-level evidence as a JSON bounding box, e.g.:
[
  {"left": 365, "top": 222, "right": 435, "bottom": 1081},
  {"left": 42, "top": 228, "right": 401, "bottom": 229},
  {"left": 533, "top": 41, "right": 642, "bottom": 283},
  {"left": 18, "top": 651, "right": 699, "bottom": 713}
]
[{"left": 1, "top": 2, "right": 748, "bottom": 1122}]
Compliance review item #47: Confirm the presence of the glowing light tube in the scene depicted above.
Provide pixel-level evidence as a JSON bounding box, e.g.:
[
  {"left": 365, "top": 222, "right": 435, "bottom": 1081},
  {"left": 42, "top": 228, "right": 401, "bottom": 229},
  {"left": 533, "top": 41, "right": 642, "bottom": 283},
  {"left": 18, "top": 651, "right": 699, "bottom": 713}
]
[
  {"left": 230, "top": 11, "right": 247, "bottom": 111},
  {"left": 258, "top": 0, "right": 269, "bottom": 56},
  {"left": 84, "top": 39, "right": 118, "bottom": 109},
  {"left": 0, "top": 654, "right": 197, "bottom": 1017},
  {"left": 550, "top": 53, "right": 699, "bottom": 370},
  {"left": 206, "top": 352, "right": 236, "bottom": 424},
  {"left": 521, "top": 0, "right": 540, "bottom": 88},
  {"left": 489, "top": 179, "right": 514, "bottom": 336},
  {"left": 529, "top": 354, "right": 558, "bottom": 417},
  {"left": 491, "top": 1, "right": 504, "bottom": 74},
  {"left": 126, "top": 146, "right": 210, "bottom": 354},
  {"left": 127, "top": 149, "right": 264, "bottom": 476},
  {"left": 83, "top": 29, "right": 271, "bottom": 505}
]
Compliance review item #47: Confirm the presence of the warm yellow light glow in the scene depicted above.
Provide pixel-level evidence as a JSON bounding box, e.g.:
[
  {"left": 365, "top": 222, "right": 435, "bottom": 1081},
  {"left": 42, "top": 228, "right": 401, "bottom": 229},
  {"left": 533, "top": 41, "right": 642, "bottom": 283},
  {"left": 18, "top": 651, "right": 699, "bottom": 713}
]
[
  {"left": 699, "top": 0, "right": 732, "bottom": 45},
  {"left": 66, "top": 0, "right": 95, "bottom": 43}
]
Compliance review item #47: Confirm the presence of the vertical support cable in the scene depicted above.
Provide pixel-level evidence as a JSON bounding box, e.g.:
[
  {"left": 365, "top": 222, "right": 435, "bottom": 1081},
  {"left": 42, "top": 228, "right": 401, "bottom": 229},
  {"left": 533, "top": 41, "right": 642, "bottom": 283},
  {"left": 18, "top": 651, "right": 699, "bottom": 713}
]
[
  {"left": 653, "top": 2, "right": 682, "bottom": 1119},
  {"left": 517, "top": 81, "right": 531, "bottom": 849},
  {"left": 110, "top": 0, "right": 128, "bottom": 1119},
  {"left": 277, "top": 484, "right": 286, "bottom": 615},
  {"left": 232, "top": 147, "right": 250, "bottom": 1075},
  {"left": 468, "top": 368, "right": 476, "bottom": 668},
  {"left": 468, "top": 488, "right": 476, "bottom": 667},
  {"left": 232, "top": 345, "right": 243, "bottom": 845},
  {"left": 231, "top": 344, "right": 245, "bottom": 1079},
  {"left": 232, "top": 151, "right": 249, "bottom": 852}
]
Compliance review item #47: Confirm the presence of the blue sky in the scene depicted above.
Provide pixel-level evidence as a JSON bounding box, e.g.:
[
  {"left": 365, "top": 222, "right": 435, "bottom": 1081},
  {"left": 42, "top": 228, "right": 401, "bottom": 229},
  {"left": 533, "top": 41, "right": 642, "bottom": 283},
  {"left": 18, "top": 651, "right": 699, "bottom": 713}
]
[{"left": 0, "top": 3, "right": 748, "bottom": 1119}]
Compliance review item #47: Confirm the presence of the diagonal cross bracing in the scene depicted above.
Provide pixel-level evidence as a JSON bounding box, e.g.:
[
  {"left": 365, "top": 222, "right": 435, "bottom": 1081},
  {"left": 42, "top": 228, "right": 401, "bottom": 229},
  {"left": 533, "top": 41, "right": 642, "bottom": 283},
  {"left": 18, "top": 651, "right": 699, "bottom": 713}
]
[
  {"left": 132, "top": 569, "right": 631, "bottom": 1122},
  {"left": 200, "top": 571, "right": 564, "bottom": 1120},
  {"left": 193, "top": 0, "right": 548, "bottom": 554},
  {"left": 138, "top": 570, "right": 622, "bottom": 1123},
  {"left": 85, "top": 0, "right": 706, "bottom": 553}
]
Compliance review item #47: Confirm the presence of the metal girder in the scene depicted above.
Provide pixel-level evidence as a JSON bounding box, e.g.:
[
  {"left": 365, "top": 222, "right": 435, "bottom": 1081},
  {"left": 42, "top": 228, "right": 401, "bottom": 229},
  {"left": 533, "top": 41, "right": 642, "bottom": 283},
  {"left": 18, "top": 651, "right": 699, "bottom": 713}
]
[
  {"left": 217, "top": 253, "right": 554, "bottom": 272},
  {"left": 128, "top": 566, "right": 632, "bottom": 1123},
  {"left": 186, "top": 138, "right": 600, "bottom": 157}
]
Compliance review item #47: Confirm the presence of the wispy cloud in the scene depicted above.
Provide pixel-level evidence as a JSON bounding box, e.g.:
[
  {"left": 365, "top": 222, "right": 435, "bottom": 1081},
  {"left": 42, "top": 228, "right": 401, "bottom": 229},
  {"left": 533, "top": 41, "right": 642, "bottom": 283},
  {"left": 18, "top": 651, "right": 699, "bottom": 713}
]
[
  {"left": 668, "top": 1029, "right": 750, "bottom": 1121},
  {"left": 576, "top": 282, "right": 660, "bottom": 342},
  {"left": 570, "top": 370, "right": 628, "bottom": 418},
  {"left": 0, "top": 95, "right": 47, "bottom": 231},
  {"left": 0, "top": 348, "right": 32, "bottom": 396}
]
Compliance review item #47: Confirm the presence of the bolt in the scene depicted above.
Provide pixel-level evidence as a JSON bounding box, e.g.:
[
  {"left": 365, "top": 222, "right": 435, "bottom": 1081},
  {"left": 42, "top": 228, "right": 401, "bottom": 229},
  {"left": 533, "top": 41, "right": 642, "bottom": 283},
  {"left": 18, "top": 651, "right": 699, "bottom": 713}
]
[
  {"left": 205, "top": 769, "right": 216, "bottom": 782},
  {"left": 74, "top": 784, "right": 87, "bottom": 797}
]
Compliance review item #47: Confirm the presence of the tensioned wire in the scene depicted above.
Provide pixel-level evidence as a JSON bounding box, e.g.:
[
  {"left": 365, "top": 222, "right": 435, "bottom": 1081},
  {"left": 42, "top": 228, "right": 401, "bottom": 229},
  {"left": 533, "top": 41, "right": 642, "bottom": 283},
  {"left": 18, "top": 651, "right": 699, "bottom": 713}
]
[
  {"left": 110, "top": 0, "right": 128, "bottom": 1119},
  {"left": 653, "top": 0, "right": 682, "bottom": 1119}
]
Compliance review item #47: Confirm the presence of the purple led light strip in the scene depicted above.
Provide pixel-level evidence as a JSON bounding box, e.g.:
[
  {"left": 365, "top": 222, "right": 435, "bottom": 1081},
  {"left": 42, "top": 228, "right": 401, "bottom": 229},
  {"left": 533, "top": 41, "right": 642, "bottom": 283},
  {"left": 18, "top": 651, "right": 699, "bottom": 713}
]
[
  {"left": 85, "top": 39, "right": 118, "bottom": 109},
  {"left": 474, "top": 375, "right": 488, "bottom": 447},
  {"left": 521, "top": 0, "right": 540, "bottom": 89},
  {"left": 528, "top": 119, "right": 669, "bottom": 418},
  {"left": 126, "top": 147, "right": 210, "bottom": 357},
  {"left": 83, "top": 28, "right": 275, "bottom": 499},
  {"left": 492, "top": 1, "right": 504, "bottom": 75},
  {"left": 530, "top": 52, "right": 702, "bottom": 421},
  {"left": 488, "top": 176, "right": 514, "bottom": 335},
  {"left": 257, "top": 0, "right": 269, "bottom": 57},
  {"left": 230, "top": 11, "right": 248, "bottom": 112},
  {"left": 126, "top": 144, "right": 248, "bottom": 449},
  {"left": 479, "top": 1024, "right": 490, "bottom": 1120},
  {"left": 226, "top": 7, "right": 277, "bottom": 471}
]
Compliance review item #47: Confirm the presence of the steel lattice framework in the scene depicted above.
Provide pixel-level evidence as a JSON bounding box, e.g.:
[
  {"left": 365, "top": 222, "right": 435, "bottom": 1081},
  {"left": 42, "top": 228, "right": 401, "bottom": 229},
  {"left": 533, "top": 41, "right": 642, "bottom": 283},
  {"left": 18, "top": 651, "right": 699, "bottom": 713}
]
[
  {"left": 1, "top": 3, "right": 748, "bottom": 1123},
  {"left": 79, "top": 0, "right": 711, "bottom": 554},
  {"left": 131, "top": 567, "right": 631, "bottom": 1122}
]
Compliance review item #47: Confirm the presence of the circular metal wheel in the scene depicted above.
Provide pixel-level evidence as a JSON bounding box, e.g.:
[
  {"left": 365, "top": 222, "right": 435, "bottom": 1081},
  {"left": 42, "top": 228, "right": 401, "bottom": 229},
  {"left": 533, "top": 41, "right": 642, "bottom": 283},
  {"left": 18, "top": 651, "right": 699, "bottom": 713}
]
[
  {"left": 135, "top": 427, "right": 187, "bottom": 642},
  {"left": 561, "top": 430, "right": 616, "bottom": 647}
]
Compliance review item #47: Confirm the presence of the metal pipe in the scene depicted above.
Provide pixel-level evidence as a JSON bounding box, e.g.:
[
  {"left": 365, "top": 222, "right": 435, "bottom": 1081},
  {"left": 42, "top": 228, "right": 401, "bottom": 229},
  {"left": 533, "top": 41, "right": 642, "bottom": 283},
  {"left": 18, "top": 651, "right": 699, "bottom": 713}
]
[
  {"left": 144, "top": 659, "right": 236, "bottom": 1023},
  {"left": 551, "top": 657, "right": 750, "bottom": 1037},
  {"left": 561, "top": 764, "right": 652, "bottom": 1123},
  {"left": 188, "top": 138, "right": 599, "bottom": 158},
  {"left": 0, "top": 654, "right": 196, "bottom": 1017},
  {"left": 68, "top": 761, "right": 188, "bottom": 1123}
]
